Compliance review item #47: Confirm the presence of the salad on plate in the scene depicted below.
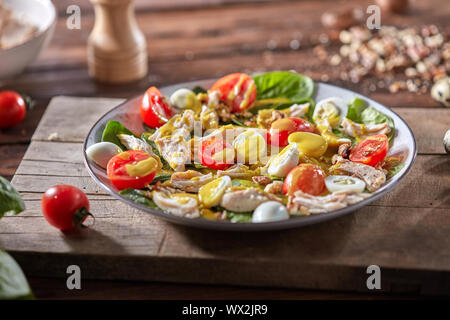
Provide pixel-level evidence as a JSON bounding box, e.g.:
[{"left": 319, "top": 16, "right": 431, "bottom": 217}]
[{"left": 86, "top": 71, "right": 406, "bottom": 223}]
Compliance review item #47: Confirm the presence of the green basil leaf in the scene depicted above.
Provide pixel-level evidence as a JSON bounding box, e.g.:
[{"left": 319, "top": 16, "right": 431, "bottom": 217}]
[
  {"left": 226, "top": 211, "right": 253, "bottom": 223},
  {"left": 119, "top": 188, "right": 158, "bottom": 208},
  {"left": 101, "top": 120, "right": 135, "bottom": 150},
  {"left": 0, "top": 250, "right": 34, "bottom": 300},
  {"left": 252, "top": 71, "right": 315, "bottom": 101},
  {"left": 192, "top": 86, "right": 207, "bottom": 95},
  {"left": 386, "top": 163, "right": 405, "bottom": 179},
  {"left": 0, "top": 177, "right": 25, "bottom": 219},
  {"left": 152, "top": 174, "right": 172, "bottom": 183},
  {"left": 360, "top": 107, "right": 395, "bottom": 142},
  {"left": 346, "top": 97, "right": 368, "bottom": 123}
]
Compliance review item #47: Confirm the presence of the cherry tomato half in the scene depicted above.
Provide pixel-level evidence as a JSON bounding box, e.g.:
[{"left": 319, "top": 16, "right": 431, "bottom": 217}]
[
  {"left": 107, "top": 150, "right": 158, "bottom": 190},
  {"left": 0, "top": 90, "right": 26, "bottom": 129},
  {"left": 349, "top": 134, "right": 389, "bottom": 167},
  {"left": 210, "top": 73, "right": 257, "bottom": 113},
  {"left": 269, "top": 117, "right": 318, "bottom": 148},
  {"left": 42, "top": 185, "right": 92, "bottom": 231},
  {"left": 198, "top": 139, "right": 235, "bottom": 170},
  {"left": 140, "top": 87, "right": 174, "bottom": 128},
  {"left": 283, "top": 164, "right": 326, "bottom": 196}
]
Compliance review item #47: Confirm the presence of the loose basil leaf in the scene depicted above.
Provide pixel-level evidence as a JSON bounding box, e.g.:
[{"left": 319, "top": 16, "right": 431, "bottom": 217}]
[
  {"left": 332, "top": 129, "right": 356, "bottom": 147},
  {"left": 226, "top": 211, "right": 253, "bottom": 223},
  {"left": 361, "top": 107, "right": 395, "bottom": 142},
  {"left": 119, "top": 188, "right": 158, "bottom": 208},
  {"left": 252, "top": 71, "right": 315, "bottom": 101},
  {"left": 231, "top": 117, "right": 248, "bottom": 127},
  {"left": 192, "top": 86, "right": 207, "bottom": 95},
  {"left": 0, "top": 250, "right": 34, "bottom": 300},
  {"left": 0, "top": 177, "right": 25, "bottom": 219},
  {"left": 346, "top": 97, "right": 368, "bottom": 123},
  {"left": 386, "top": 162, "right": 405, "bottom": 179},
  {"left": 101, "top": 120, "right": 135, "bottom": 150}
]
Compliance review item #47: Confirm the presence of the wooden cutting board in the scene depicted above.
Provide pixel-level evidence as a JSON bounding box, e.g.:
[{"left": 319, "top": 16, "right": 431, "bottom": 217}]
[{"left": 1, "top": 96, "right": 449, "bottom": 295}]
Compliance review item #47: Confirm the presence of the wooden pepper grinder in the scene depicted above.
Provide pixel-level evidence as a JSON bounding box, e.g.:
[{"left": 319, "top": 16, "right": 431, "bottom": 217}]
[{"left": 87, "top": 0, "right": 148, "bottom": 83}]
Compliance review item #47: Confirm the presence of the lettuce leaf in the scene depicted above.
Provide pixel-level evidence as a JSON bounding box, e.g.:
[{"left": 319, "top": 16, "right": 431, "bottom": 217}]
[
  {"left": 0, "top": 250, "right": 34, "bottom": 300},
  {"left": 119, "top": 188, "right": 158, "bottom": 208}
]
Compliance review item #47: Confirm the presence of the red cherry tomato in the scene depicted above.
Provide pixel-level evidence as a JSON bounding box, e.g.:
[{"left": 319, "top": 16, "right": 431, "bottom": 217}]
[
  {"left": 107, "top": 150, "right": 158, "bottom": 190},
  {"left": 349, "top": 134, "right": 389, "bottom": 167},
  {"left": 198, "top": 139, "right": 234, "bottom": 170},
  {"left": 283, "top": 164, "right": 326, "bottom": 196},
  {"left": 140, "top": 87, "right": 174, "bottom": 128},
  {"left": 42, "top": 185, "right": 92, "bottom": 231},
  {"left": 210, "top": 73, "right": 257, "bottom": 113},
  {"left": 0, "top": 91, "right": 26, "bottom": 129},
  {"left": 269, "top": 117, "right": 318, "bottom": 148}
]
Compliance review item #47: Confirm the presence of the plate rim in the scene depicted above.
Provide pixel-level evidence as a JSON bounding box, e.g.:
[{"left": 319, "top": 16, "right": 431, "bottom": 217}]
[{"left": 83, "top": 79, "right": 417, "bottom": 232}]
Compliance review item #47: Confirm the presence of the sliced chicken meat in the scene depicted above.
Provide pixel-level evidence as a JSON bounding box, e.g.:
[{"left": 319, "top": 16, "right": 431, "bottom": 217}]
[
  {"left": 217, "top": 164, "right": 255, "bottom": 179},
  {"left": 155, "top": 134, "right": 191, "bottom": 172},
  {"left": 152, "top": 191, "right": 200, "bottom": 218},
  {"left": 170, "top": 170, "right": 214, "bottom": 192},
  {"left": 220, "top": 188, "right": 281, "bottom": 212},
  {"left": 341, "top": 117, "right": 391, "bottom": 139},
  {"left": 287, "top": 190, "right": 371, "bottom": 215},
  {"left": 330, "top": 155, "right": 386, "bottom": 192}
]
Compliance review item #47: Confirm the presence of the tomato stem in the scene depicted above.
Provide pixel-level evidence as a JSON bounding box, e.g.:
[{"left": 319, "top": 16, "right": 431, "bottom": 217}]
[{"left": 72, "top": 207, "right": 95, "bottom": 229}]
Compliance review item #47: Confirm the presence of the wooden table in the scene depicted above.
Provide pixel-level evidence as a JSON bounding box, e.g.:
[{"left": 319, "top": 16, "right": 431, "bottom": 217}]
[{"left": 0, "top": 0, "right": 449, "bottom": 299}]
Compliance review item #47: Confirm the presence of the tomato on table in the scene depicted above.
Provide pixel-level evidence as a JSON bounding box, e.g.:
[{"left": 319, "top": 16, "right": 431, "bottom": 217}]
[
  {"left": 140, "top": 86, "right": 174, "bottom": 128},
  {"left": 0, "top": 90, "right": 26, "bottom": 129},
  {"left": 349, "top": 134, "right": 389, "bottom": 167},
  {"left": 198, "top": 139, "right": 235, "bottom": 170},
  {"left": 42, "top": 185, "right": 93, "bottom": 231},
  {"left": 210, "top": 73, "right": 257, "bottom": 113},
  {"left": 107, "top": 150, "right": 158, "bottom": 190},
  {"left": 283, "top": 164, "right": 326, "bottom": 196},
  {"left": 269, "top": 117, "right": 318, "bottom": 148}
]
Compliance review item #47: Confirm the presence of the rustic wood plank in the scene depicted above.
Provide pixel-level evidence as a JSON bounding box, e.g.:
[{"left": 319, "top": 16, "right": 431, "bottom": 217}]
[
  {"left": 31, "top": 97, "right": 124, "bottom": 142},
  {"left": 15, "top": 160, "right": 89, "bottom": 177},
  {"left": 0, "top": 144, "right": 27, "bottom": 180}
]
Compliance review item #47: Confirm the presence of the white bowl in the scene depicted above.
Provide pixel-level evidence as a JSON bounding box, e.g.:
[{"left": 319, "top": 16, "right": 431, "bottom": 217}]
[{"left": 0, "top": 0, "right": 56, "bottom": 80}]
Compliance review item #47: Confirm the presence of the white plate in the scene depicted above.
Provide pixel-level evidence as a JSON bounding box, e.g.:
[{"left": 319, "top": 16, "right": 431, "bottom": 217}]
[{"left": 83, "top": 80, "right": 417, "bottom": 231}]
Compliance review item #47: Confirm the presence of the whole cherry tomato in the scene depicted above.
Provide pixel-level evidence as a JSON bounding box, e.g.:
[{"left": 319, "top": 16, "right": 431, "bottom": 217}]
[
  {"left": 198, "top": 139, "right": 235, "bottom": 170},
  {"left": 349, "top": 134, "right": 389, "bottom": 167},
  {"left": 41, "top": 185, "right": 92, "bottom": 231},
  {"left": 283, "top": 164, "right": 326, "bottom": 196},
  {"left": 269, "top": 117, "right": 318, "bottom": 148},
  {"left": 210, "top": 73, "right": 257, "bottom": 113},
  {"left": 107, "top": 150, "right": 158, "bottom": 190},
  {"left": 0, "top": 91, "right": 26, "bottom": 129},
  {"left": 140, "top": 87, "right": 174, "bottom": 128}
]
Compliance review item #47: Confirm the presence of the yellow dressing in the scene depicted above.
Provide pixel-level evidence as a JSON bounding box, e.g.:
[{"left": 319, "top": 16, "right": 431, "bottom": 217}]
[
  {"left": 125, "top": 157, "right": 158, "bottom": 177},
  {"left": 288, "top": 132, "right": 328, "bottom": 158},
  {"left": 198, "top": 176, "right": 231, "bottom": 208}
]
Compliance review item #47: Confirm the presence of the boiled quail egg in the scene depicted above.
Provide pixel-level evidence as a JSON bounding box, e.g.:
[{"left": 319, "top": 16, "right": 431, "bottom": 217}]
[
  {"left": 170, "top": 88, "right": 201, "bottom": 110},
  {"left": 267, "top": 143, "right": 299, "bottom": 177},
  {"left": 86, "top": 142, "right": 123, "bottom": 168},
  {"left": 313, "top": 97, "right": 347, "bottom": 128},
  {"left": 325, "top": 175, "right": 366, "bottom": 193},
  {"left": 252, "top": 201, "right": 289, "bottom": 223}
]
